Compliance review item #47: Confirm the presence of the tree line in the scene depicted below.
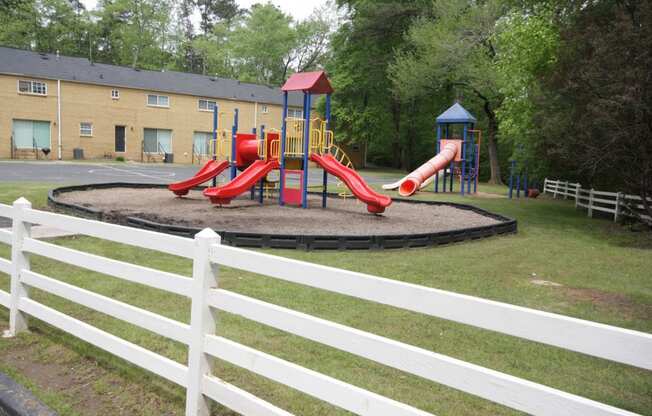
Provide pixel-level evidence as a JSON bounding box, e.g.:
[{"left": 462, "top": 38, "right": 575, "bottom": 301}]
[{"left": 0, "top": 0, "right": 650, "bottom": 217}]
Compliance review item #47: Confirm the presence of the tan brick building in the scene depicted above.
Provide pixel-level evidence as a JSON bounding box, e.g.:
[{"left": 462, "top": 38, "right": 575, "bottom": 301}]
[{"left": 0, "top": 47, "right": 304, "bottom": 164}]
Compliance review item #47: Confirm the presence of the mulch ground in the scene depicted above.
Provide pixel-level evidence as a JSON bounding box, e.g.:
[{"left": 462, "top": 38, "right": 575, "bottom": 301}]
[{"left": 57, "top": 188, "right": 500, "bottom": 236}]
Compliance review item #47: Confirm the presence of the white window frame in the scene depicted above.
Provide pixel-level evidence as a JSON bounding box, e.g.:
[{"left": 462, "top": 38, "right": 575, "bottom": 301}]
[
  {"left": 288, "top": 108, "right": 303, "bottom": 118},
  {"left": 80, "top": 122, "right": 93, "bottom": 137},
  {"left": 147, "top": 94, "right": 170, "bottom": 108},
  {"left": 261, "top": 104, "right": 269, "bottom": 114},
  {"left": 198, "top": 99, "right": 217, "bottom": 112},
  {"left": 111, "top": 89, "right": 120, "bottom": 100},
  {"left": 18, "top": 80, "right": 48, "bottom": 96}
]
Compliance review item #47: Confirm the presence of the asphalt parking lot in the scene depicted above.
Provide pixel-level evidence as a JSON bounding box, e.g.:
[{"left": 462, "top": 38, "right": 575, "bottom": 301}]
[{"left": 0, "top": 160, "right": 394, "bottom": 186}]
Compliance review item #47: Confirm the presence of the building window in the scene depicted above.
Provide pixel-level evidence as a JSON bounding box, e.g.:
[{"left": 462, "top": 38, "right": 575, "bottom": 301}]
[
  {"left": 111, "top": 89, "right": 120, "bottom": 99},
  {"left": 18, "top": 80, "right": 47, "bottom": 96},
  {"left": 12, "top": 120, "right": 50, "bottom": 149},
  {"left": 261, "top": 104, "right": 269, "bottom": 114},
  {"left": 193, "top": 132, "right": 212, "bottom": 155},
  {"left": 80, "top": 122, "right": 93, "bottom": 137},
  {"left": 147, "top": 94, "right": 169, "bottom": 107},
  {"left": 198, "top": 99, "right": 216, "bottom": 111},
  {"left": 287, "top": 108, "right": 302, "bottom": 118},
  {"left": 143, "top": 128, "right": 172, "bottom": 153}
]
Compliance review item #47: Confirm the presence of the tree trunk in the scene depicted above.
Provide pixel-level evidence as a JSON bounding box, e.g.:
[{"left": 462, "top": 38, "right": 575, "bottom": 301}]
[
  {"left": 391, "top": 100, "right": 402, "bottom": 169},
  {"left": 483, "top": 100, "right": 503, "bottom": 185}
]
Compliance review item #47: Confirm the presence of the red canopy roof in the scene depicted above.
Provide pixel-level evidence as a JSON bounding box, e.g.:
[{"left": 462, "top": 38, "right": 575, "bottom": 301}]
[{"left": 281, "top": 71, "right": 333, "bottom": 94}]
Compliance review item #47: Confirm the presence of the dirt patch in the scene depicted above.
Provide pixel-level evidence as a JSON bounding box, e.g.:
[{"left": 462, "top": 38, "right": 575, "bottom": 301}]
[
  {"left": 0, "top": 329, "right": 184, "bottom": 415},
  {"left": 562, "top": 287, "right": 652, "bottom": 320},
  {"left": 56, "top": 188, "right": 501, "bottom": 236}
]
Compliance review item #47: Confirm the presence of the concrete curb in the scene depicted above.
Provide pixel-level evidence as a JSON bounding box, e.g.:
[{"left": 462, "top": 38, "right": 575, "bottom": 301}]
[{"left": 0, "top": 372, "right": 57, "bottom": 416}]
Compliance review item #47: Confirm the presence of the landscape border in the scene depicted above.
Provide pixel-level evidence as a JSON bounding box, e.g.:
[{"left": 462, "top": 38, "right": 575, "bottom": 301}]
[{"left": 48, "top": 183, "right": 517, "bottom": 250}]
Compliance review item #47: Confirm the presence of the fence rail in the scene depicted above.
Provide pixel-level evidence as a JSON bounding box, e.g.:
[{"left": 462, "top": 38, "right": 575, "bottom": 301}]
[
  {"left": 544, "top": 178, "right": 651, "bottom": 223},
  {"left": 0, "top": 198, "right": 650, "bottom": 415}
]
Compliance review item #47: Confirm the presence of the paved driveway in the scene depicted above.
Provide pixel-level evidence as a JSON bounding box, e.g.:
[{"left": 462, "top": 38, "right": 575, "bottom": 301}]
[{"left": 0, "top": 160, "right": 397, "bottom": 186}]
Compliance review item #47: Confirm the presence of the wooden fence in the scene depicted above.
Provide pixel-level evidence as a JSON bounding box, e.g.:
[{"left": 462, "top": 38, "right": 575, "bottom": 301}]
[
  {"left": 543, "top": 178, "right": 652, "bottom": 223},
  {"left": 1, "top": 198, "right": 651, "bottom": 415}
]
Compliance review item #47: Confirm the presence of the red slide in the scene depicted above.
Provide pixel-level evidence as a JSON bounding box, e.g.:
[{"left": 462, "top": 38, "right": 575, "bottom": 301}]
[
  {"left": 204, "top": 159, "right": 279, "bottom": 204},
  {"left": 168, "top": 160, "right": 230, "bottom": 196},
  {"left": 310, "top": 154, "right": 392, "bottom": 213}
]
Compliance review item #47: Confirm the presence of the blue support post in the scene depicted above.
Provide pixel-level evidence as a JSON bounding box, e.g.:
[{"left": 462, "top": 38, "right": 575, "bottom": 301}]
[
  {"left": 460, "top": 124, "right": 467, "bottom": 196},
  {"left": 434, "top": 124, "right": 441, "bottom": 193},
  {"left": 449, "top": 161, "right": 454, "bottom": 192},
  {"left": 323, "top": 94, "right": 331, "bottom": 208},
  {"left": 301, "top": 93, "right": 312, "bottom": 208},
  {"left": 508, "top": 160, "right": 515, "bottom": 199},
  {"left": 212, "top": 105, "right": 218, "bottom": 187},
  {"left": 523, "top": 168, "right": 529, "bottom": 198},
  {"left": 230, "top": 109, "right": 239, "bottom": 180},
  {"left": 474, "top": 143, "right": 479, "bottom": 193},
  {"left": 259, "top": 125, "right": 265, "bottom": 203},
  {"left": 516, "top": 171, "right": 521, "bottom": 198},
  {"left": 279, "top": 93, "right": 288, "bottom": 206},
  {"left": 466, "top": 129, "right": 472, "bottom": 194}
]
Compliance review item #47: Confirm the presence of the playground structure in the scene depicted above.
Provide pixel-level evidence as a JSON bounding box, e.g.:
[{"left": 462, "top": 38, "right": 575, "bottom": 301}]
[
  {"left": 507, "top": 145, "right": 540, "bottom": 199},
  {"left": 384, "top": 103, "right": 481, "bottom": 197},
  {"left": 508, "top": 158, "right": 529, "bottom": 199},
  {"left": 170, "top": 71, "right": 392, "bottom": 214}
]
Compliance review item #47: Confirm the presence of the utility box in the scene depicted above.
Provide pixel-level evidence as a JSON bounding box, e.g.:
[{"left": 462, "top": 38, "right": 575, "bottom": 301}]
[
  {"left": 73, "top": 148, "right": 84, "bottom": 159},
  {"left": 164, "top": 153, "right": 174, "bottom": 163}
]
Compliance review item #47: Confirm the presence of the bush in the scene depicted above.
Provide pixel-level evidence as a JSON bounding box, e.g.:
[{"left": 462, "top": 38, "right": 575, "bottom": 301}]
[{"left": 115, "top": 156, "right": 126, "bottom": 162}]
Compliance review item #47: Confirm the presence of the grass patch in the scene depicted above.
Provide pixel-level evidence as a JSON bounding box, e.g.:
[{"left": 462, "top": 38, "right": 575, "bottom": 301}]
[{"left": 0, "top": 182, "right": 650, "bottom": 415}]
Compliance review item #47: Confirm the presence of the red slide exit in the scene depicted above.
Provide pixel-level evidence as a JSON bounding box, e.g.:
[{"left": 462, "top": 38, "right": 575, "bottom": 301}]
[
  {"left": 204, "top": 159, "right": 279, "bottom": 204},
  {"left": 168, "top": 160, "right": 230, "bottom": 196},
  {"left": 310, "top": 154, "right": 392, "bottom": 213}
]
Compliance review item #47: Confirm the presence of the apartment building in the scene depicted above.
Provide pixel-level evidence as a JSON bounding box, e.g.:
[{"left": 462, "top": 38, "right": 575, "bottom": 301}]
[{"left": 0, "top": 46, "right": 304, "bottom": 163}]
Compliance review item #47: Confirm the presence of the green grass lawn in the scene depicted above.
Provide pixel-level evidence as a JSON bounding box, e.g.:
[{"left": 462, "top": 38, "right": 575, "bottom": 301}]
[{"left": 0, "top": 182, "right": 650, "bottom": 415}]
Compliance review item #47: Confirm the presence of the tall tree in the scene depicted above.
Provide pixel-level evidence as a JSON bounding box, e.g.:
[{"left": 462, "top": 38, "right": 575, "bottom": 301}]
[
  {"left": 196, "top": 0, "right": 239, "bottom": 35},
  {"left": 390, "top": 0, "right": 507, "bottom": 183},
  {"left": 328, "top": 1, "right": 429, "bottom": 169},
  {"left": 94, "top": 0, "right": 173, "bottom": 69},
  {"left": 531, "top": 0, "right": 652, "bottom": 222}
]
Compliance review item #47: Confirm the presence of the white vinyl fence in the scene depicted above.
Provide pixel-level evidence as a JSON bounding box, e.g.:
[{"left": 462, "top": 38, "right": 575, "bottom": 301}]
[
  {"left": 544, "top": 178, "right": 652, "bottom": 223},
  {"left": 0, "top": 198, "right": 651, "bottom": 416}
]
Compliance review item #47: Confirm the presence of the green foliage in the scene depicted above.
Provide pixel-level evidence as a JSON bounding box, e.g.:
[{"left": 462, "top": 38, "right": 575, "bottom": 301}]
[
  {"left": 494, "top": 9, "right": 559, "bottom": 175},
  {"left": 115, "top": 156, "right": 125, "bottom": 162},
  {"left": 94, "top": 0, "right": 173, "bottom": 69}
]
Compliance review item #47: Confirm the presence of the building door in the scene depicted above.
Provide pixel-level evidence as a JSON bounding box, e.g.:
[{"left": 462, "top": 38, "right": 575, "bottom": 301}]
[{"left": 115, "top": 126, "right": 126, "bottom": 152}]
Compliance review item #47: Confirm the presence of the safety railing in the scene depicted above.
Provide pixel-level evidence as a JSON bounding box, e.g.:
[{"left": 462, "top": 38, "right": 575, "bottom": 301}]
[{"left": 1, "top": 199, "right": 649, "bottom": 416}]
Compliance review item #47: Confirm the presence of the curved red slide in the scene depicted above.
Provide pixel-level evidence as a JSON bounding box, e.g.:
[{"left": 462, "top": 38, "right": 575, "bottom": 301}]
[
  {"left": 398, "top": 142, "right": 458, "bottom": 197},
  {"left": 204, "top": 159, "right": 279, "bottom": 204},
  {"left": 310, "top": 154, "right": 392, "bottom": 213},
  {"left": 168, "top": 160, "right": 230, "bottom": 196}
]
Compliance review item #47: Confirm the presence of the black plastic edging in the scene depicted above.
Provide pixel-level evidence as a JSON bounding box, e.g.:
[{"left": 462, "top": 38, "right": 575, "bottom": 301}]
[
  {"left": 0, "top": 372, "right": 57, "bottom": 416},
  {"left": 48, "top": 182, "right": 517, "bottom": 250}
]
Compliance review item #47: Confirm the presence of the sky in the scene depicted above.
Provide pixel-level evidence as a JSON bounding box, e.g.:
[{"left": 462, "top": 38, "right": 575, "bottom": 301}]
[{"left": 79, "top": 0, "right": 325, "bottom": 21}]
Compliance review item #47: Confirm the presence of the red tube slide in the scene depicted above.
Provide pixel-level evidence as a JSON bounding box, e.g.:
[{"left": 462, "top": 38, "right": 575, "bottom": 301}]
[
  {"left": 204, "top": 159, "right": 279, "bottom": 204},
  {"left": 398, "top": 143, "right": 458, "bottom": 197},
  {"left": 310, "top": 154, "right": 392, "bottom": 213},
  {"left": 168, "top": 159, "right": 230, "bottom": 196}
]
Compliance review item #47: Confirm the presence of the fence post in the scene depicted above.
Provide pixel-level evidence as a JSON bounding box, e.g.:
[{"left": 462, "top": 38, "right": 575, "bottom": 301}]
[
  {"left": 614, "top": 192, "right": 623, "bottom": 223},
  {"left": 563, "top": 181, "right": 569, "bottom": 199},
  {"left": 553, "top": 180, "right": 558, "bottom": 199},
  {"left": 5, "top": 198, "right": 32, "bottom": 337},
  {"left": 575, "top": 186, "right": 581, "bottom": 209},
  {"left": 588, "top": 189, "right": 594, "bottom": 218},
  {"left": 186, "top": 228, "right": 220, "bottom": 416}
]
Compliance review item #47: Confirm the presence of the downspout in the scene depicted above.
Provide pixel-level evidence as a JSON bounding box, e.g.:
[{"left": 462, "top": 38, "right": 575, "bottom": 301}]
[
  {"left": 254, "top": 102, "right": 258, "bottom": 131},
  {"left": 57, "top": 79, "right": 62, "bottom": 159}
]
